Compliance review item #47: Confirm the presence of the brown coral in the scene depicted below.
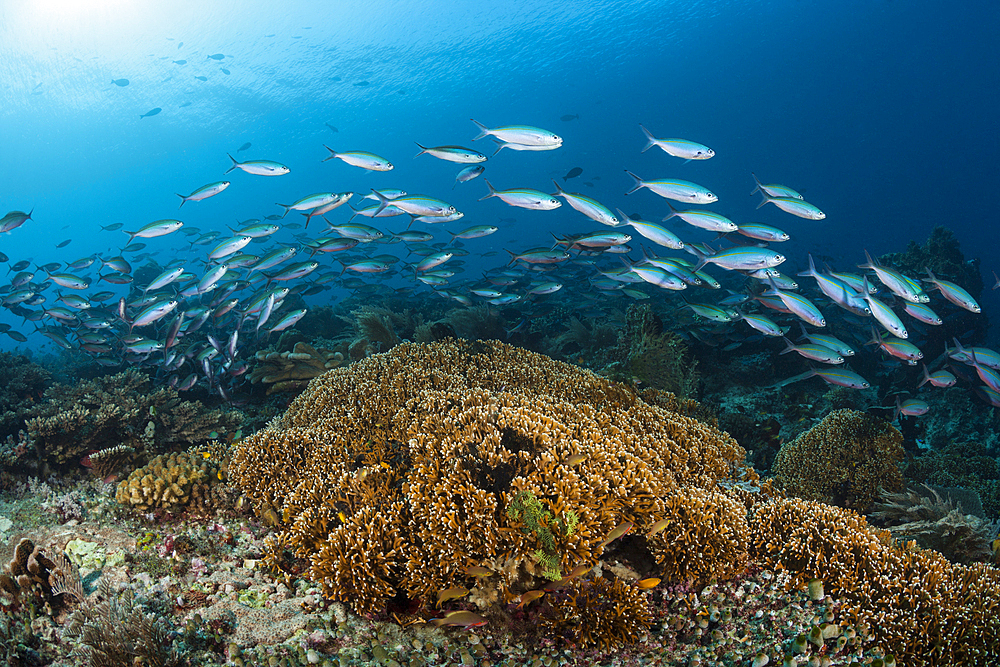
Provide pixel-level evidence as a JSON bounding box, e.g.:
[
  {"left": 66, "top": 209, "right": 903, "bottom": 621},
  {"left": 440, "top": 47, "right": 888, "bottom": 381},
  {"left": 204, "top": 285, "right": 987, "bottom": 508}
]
[
  {"left": 231, "top": 339, "right": 750, "bottom": 633},
  {"left": 771, "top": 409, "right": 904, "bottom": 512},
  {"left": 751, "top": 497, "right": 1000, "bottom": 667},
  {"left": 25, "top": 369, "right": 242, "bottom": 467}
]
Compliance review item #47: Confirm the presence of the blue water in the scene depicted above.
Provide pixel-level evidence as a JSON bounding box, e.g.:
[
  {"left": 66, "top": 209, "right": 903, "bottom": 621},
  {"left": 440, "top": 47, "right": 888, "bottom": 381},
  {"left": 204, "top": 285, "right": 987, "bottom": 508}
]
[{"left": 1, "top": 0, "right": 998, "bottom": 352}]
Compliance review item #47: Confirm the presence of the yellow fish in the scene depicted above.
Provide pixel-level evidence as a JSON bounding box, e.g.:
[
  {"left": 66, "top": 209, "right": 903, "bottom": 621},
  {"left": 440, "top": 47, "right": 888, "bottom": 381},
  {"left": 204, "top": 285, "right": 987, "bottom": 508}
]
[{"left": 436, "top": 586, "right": 469, "bottom": 607}]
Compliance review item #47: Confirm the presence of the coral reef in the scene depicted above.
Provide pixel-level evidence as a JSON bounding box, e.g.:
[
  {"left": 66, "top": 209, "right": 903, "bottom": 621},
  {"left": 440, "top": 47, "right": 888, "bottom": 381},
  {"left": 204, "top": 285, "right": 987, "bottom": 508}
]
[
  {"left": 772, "top": 409, "right": 904, "bottom": 512},
  {"left": 904, "top": 441, "right": 1000, "bottom": 518},
  {"left": 249, "top": 342, "right": 345, "bottom": 395},
  {"left": 880, "top": 225, "right": 983, "bottom": 299},
  {"left": 63, "top": 579, "right": 183, "bottom": 667},
  {"left": 752, "top": 497, "right": 1000, "bottom": 666},
  {"left": 24, "top": 370, "right": 242, "bottom": 469},
  {"left": 870, "top": 484, "right": 998, "bottom": 564},
  {"left": 84, "top": 444, "right": 135, "bottom": 483},
  {"left": 116, "top": 445, "right": 233, "bottom": 515},
  {"left": 603, "top": 304, "right": 701, "bottom": 398},
  {"left": 0, "top": 351, "right": 51, "bottom": 441},
  {"left": 230, "top": 339, "right": 751, "bottom": 642}
]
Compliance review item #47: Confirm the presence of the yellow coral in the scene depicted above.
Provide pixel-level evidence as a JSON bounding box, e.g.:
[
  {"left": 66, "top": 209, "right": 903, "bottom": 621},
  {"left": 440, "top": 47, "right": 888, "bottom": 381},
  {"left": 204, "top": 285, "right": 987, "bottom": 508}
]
[
  {"left": 250, "top": 342, "right": 344, "bottom": 394},
  {"left": 116, "top": 446, "right": 230, "bottom": 514}
]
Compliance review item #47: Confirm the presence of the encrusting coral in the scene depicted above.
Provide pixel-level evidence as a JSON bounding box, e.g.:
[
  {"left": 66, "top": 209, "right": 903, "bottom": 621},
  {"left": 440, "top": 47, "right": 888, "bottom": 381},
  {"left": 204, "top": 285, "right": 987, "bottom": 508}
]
[
  {"left": 24, "top": 369, "right": 241, "bottom": 468},
  {"left": 231, "top": 339, "right": 752, "bottom": 644},
  {"left": 771, "top": 408, "right": 904, "bottom": 513}
]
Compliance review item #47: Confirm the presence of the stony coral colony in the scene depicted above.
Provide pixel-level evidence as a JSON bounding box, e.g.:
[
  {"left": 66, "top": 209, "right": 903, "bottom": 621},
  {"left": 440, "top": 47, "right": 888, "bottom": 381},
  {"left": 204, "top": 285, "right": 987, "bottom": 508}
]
[{"left": 228, "top": 338, "right": 1000, "bottom": 664}]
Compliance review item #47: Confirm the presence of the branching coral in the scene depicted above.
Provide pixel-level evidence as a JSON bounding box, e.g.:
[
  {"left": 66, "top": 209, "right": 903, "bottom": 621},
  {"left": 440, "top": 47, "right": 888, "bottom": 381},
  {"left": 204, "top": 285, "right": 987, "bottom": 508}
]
[
  {"left": 231, "top": 339, "right": 750, "bottom": 641},
  {"left": 63, "top": 579, "right": 182, "bottom": 667},
  {"left": 771, "top": 409, "right": 904, "bottom": 513},
  {"left": 24, "top": 369, "right": 242, "bottom": 467},
  {"left": 751, "top": 497, "right": 1000, "bottom": 667},
  {"left": 115, "top": 445, "right": 233, "bottom": 515}
]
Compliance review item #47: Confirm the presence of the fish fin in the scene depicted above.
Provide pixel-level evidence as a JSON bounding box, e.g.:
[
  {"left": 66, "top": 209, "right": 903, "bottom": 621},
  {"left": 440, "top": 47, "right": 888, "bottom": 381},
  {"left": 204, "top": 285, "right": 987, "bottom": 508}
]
[
  {"left": 413, "top": 142, "right": 428, "bottom": 158},
  {"left": 857, "top": 249, "right": 876, "bottom": 270},
  {"left": 796, "top": 253, "right": 818, "bottom": 278},
  {"left": 224, "top": 153, "right": 240, "bottom": 175},
  {"left": 661, "top": 201, "right": 678, "bottom": 222},
  {"left": 370, "top": 189, "right": 390, "bottom": 216},
  {"left": 176, "top": 194, "right": 186, "bottom": 208},
  {"left": 917, "top": 363, "right": 931, "bottom": 388},
  {"left": 750, "top": 172, "right": 765, "bottom": 196},
  {"left": 755, "top": 191, "right": 773, "bottom": 209},
  {"left": 550, "top": 179, "right": 564, "bottom": 196},
  {"left": 478, "top": 179, "right": 497, "bottom": 202},
  {"left": 504, "top": 249, "right": 519, "bottom": 266},
  {"left": 471, "top": 119, "right": 489, "bottom": 141},
  {"left": 321, "top": 145, "right": 337, "bottom": 162},
  {"left": 638, "top": 124, "right": 656, "bottom": 153},
  {"left": 778, "top": 336, "right": 797, "bottom": 355},
  {"left": 275, "top": 203, "right": 291, "bottom": 218},
  {"left": 624, "top": 170, "right": 644, "bottom": 195}
]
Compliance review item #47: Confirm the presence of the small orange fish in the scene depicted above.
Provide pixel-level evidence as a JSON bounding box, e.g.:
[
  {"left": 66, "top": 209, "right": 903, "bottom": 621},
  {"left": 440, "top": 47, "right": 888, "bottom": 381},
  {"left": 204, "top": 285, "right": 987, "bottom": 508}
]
[
  {"left": 646, "top": 518, "right": 670, "bottom": 537},
  {"left": 598, "top": 521, "right": 634, "bottom": 548},
  {"left": 436, "top": 586, "right": 469, "bottom": 607},
  {"left": 517, "top": 589, "right": 545, "bottom": 608},
  {"left": 431, "top": 610, "right": 488, "bottom": 627},
  {"left": 462, "top": 566, "right": 492, "bottom": 578},
  {"left": 563, "top": 453, "right": 586, "bottom": 466},
  {"left": 636, "top": 577, "right": 660, "bottom": 589},
  {"left": 565, "top": 563, "right": 592, "bottom": 579},
  {"left": 337, "top": 511, "right": 348, "bottom": 523}
]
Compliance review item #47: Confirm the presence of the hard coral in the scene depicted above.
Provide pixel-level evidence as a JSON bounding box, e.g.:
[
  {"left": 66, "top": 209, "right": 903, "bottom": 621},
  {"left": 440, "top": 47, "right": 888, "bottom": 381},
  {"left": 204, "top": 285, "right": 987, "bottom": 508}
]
[
  {"left": 231, "top": 340, "right": 750, "bottom": 635},
  {"left": 772, "top": 409, "right": 904, "bottom": 513},
  {"left": 115, "top": 445, "right": 232, "bottom": 515},
  {"left": 0, "top": 351, "right": 50, "bottom": 441},
  {"left": 751, "top": 497, "right": 1000, "bottom": 667},
  {"left": 25, "top": 369, "right": 241, "bottom": 467},
  {"left": 250, "top": 342, "right": 344, "bottom": 394}
]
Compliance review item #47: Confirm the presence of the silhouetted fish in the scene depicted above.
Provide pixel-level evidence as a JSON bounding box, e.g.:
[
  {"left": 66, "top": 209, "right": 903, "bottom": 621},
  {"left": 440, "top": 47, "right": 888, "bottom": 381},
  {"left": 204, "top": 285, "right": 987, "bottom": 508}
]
[
  {"left": 56, "top": 239, "right": 71, "bottom": 248},
  {"left": 208, "top": 53, "right": 225, "bottom": 60},
  {"left": 221, "top": 68, "right": 230, "bottom": 75},
  {"left": 140, "top": 107, "right": 162, "bottom": 118},
  {"left": 563, "top": 167, "right": 583, "bottom": 181},
  {"left": 195, "top": 76, "right": 208, "bottom": 81},
  {"left": 561, "top": 114, "right": 580, "bottom": 121},
  {"left": 237, "top": 142, "right": 251, "bottom": 152},
  {"left": 325, "top": 123, "right": 338, "bottom": 133},
  {"left": 111, "top": 79, "right": 129, "bottom": 87},
  {"left": 173, "top": 60, "right": 186, "bottom": 65},
  {"left": 354, "top": 81, "right": 370, "bottom": 87},
  {"left": 179, "top": 101, "right": 192, "bottom": 108}
]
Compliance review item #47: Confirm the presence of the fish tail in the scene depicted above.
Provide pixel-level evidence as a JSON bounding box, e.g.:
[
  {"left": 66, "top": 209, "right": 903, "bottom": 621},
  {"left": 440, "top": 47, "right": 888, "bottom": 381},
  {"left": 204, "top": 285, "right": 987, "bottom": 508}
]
[
  {"left": 623, "top": 170, "right": 644, "bottom": 195},
  {"left": 550, "top": 179, "right": 563, "bottom": 196},
  {"left": 797, "top": 253, "right": 818, "bottom": 278},
  {"left": 779, "top": 336, "right": 796, "bottom": 355},
  {"left": 750, "top": 172, "right": 765, "bottom": 196},
  {"left": 176, "top": 194, "right": 186, "bottom": 208},
  {"left": 470, "top": 118, "right": 489, "bottom": 141},
  {"left": 638, "top": 125, "right": 656, "bottom": 153},
  {"left": 275, "top": 203, "right": 291, "bottom": 218},
  {"left": 489, "top": 138, "right": 505, "bottom": 157},
  {"left": 917, "top": 364, "right": 931, "bottom": 388},
  {"left": 478, "top": 179, "right": 497, "bottom": 202},
  {"left": 224, "top": 153, "right": 239, "bottom": 175},
  {"left": 321, "top": 145, "right": 337, "bottom": 162},
  {"left": 660, "top": 201, "right": 679, "bottom": 223},
  {"left": 504, "top": 249, "right": 518, "bottom": 266},
  {"left": 370, "top": 188, "right": 390, "bottom": 216},
  {"left": 413, "top": 142, "right": 427, "bottom": 158},
  {"left": 858, "top": 249, "right": 876, "bottom": 270},
  {"left": 755, "top": 191, "right": 772, "bottom": 210}
]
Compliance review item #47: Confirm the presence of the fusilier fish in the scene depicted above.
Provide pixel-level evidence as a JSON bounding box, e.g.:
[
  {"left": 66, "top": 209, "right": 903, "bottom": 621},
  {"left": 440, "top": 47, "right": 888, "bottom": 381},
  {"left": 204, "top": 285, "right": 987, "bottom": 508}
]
[
  {"left": 924, "top": 268, "right": 980, "bottom": 313},
  {"left": 275, "top": 193, "right": 340, "bottom": 218},
  {"left": 480, "top": 180, "right": 560, "bottom": 210},
  {"left": 123, "top": 219, "right": 183, "bottom": 244},
  {"left": 624, "top": 171, "right": 717, "bottom": 204},
  {"left": 224, "top": 154, "right": 290, "bottom": 176},
  {"left": 453, "top": 165, "right": 485, "bottom": 188},
  {"left": 176, "top": 181, "right": 230, "bottom": 207},
  {"left": 414, "top": 143, "right": 487, "bottom": 163},
  {"left": 639, "top": 125, "right": 714, "bottom": 160},
  {"left": 471, "top": 119, "right": 562, "bottom": 146},
  {"left": 551, "top": 180, "right": 619, "bottom": 226},
  {"left": 756, "top": 191, "right": 825, "bottom": 220},
  {"left": 322, "top": 146, "right": 393, "bottom": 171},
  {"left": 750, "top": 173, "right": 803, "bottom": 200},
  {"left": 616, "top": 210, "right": 683, "bottom": 249}
]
